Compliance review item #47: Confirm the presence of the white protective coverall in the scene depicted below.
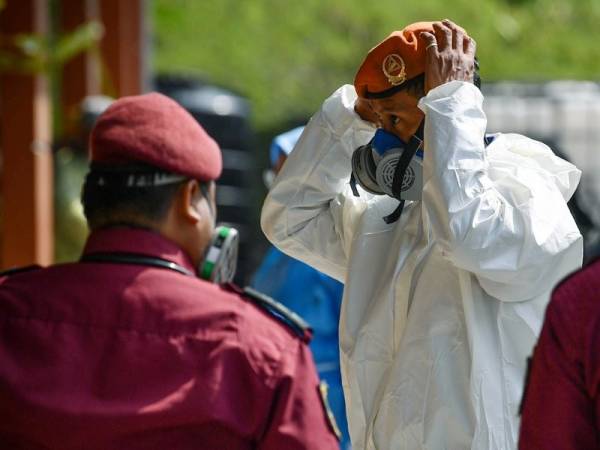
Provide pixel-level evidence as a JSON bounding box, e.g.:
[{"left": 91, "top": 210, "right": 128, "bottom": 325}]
[{"left": 261, "top": 81, "right": 583, "bottom": 450}]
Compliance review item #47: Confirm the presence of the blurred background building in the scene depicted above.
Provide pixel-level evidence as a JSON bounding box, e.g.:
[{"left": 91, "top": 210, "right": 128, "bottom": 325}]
[
  {"left": 1, "top": 0, "right": 600, "bottom": 280},
  {"left": 484, "top": 81, "right": 600, "bottom": 260},
  {"left": 1, "top": 0, "right": 147, "bottom": 270},
  {"left": 0, "top": 0, "right": 262, "bottom": 283}
]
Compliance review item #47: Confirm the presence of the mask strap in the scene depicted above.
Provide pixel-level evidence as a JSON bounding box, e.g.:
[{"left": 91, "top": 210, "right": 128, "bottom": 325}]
[
  {"left": 383, "top": 120, "right": 424, "bottom": 224},
  {"left": 390, "top": 120, "right": 424, "bottom": 200},
  {"left": 350, "top": 172, "right": 360, "bottom": 197},
  {"left": 383, "top": 199, "right": 405, "bottom": 224}
]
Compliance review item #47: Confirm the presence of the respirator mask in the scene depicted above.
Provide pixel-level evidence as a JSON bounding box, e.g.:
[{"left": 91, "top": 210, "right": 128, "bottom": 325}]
[
  {"left": 196, "top": 182, "right": 239, "bottom": 284},
  {"left": 350, "top": 122, "right": 424, "bottom": 223},
  {"left": 199, "top": 225, "right": 239, "bottom": 284}
]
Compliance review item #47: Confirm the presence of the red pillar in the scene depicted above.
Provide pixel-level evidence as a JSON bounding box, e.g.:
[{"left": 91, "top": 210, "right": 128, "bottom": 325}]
[
  {"left": 0, "top": 0, "right": 54, "bottom": 269},
  {"left": 60, "top": 0, "right": 101, "bottom": 135},
  {"left": 99, "top": 0, "right": 144, "bottom": 97}
]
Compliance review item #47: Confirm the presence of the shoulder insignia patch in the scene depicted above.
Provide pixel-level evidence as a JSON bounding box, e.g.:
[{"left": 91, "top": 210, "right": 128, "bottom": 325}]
[
  {"left": 223, "top": 283, "right": 313, "bottom": 342},
  {"left": 319, "top": 381, "right": 342, "bottom": 441}
]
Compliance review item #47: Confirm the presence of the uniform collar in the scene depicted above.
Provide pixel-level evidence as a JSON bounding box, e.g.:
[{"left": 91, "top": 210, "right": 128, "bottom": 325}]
[{"left": 82, "top": 226, "right": 196, "bottom": 274}]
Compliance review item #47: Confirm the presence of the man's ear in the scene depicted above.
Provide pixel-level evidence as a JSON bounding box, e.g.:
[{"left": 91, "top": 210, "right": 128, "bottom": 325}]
[{"left": 179, "top": 179, "right": 203, "bottom": 224}]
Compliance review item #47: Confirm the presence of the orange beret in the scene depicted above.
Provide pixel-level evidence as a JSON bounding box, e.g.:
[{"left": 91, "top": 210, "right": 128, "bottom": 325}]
[
  {"left": 90, "top": 92, "right": 222, "bottom": 181},
  {"left": 355, "top": 22, "right": 438, "bottom": 99}
]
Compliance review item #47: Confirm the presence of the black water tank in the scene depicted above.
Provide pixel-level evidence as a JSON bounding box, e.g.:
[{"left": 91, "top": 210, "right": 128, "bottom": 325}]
[{"left": 155, "top": 76, "right": 259, "bottom": 284}]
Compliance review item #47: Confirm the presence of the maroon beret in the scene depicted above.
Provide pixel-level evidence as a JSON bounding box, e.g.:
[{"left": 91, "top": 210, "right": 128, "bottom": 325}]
[{"left": 90, "top": 92, "right": 222, "bottom": 181}]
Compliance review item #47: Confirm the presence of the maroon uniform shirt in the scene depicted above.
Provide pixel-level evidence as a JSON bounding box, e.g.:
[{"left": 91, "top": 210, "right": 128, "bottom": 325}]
[
  {"left": 0, "top": 227, "right": 339, "bottom": 450},
  {"left": 519, "top": 258, "right": 600, "bottom": 449}
]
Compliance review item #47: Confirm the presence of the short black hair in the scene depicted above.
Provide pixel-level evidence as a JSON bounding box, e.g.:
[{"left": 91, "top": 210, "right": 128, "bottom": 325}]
[
  {"left": 81, "top": 163, "right": 187, "bottom": 230},
  {"left": 366, "top": 57, "right": 482, "bottom": 100}
]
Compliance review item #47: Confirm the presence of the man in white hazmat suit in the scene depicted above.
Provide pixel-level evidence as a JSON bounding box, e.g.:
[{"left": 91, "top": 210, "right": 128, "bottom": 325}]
[{"left": 261, "top": 19, "right": 583, "bottom": 450}]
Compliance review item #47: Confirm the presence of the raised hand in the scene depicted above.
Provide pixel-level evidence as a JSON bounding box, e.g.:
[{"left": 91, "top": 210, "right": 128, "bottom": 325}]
[{"left": 420, "top": 19, "right": 476, "bottom": 93}]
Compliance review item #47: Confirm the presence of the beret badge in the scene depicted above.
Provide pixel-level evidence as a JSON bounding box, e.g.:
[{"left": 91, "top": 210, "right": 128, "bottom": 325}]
[{"left": 382, "top": 54, "right": 406, "bottom": 86}]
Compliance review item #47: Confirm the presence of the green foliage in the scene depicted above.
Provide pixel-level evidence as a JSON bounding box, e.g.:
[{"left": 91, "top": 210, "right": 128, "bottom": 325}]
[
  {"left": 153, "top": 0, "right": 600, "bottom": 131},
  {"left": 0, "top": 21, "right": 103, "bottom": 74},
  {"left": 54, "top": 148, "right": 89, "bottom": 264}
]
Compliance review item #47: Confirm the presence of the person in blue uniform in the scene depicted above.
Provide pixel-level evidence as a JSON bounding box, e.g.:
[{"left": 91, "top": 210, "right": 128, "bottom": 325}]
[{"left": 253, "top": 126, "right": 350, "bottom": 449}]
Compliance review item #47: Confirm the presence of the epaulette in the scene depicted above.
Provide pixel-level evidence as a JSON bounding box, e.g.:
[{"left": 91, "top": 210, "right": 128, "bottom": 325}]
[
  {"left": 224, "top": 283, "right": 313, "bottom": 343},
  {"left": 0, "top": 264, "right": 42, "bottom": 278}
]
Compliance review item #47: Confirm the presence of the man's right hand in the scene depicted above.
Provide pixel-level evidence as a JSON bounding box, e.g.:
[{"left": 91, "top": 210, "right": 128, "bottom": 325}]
[{"left": 420, "top": 19, "right": 476, "bottom": 93}]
